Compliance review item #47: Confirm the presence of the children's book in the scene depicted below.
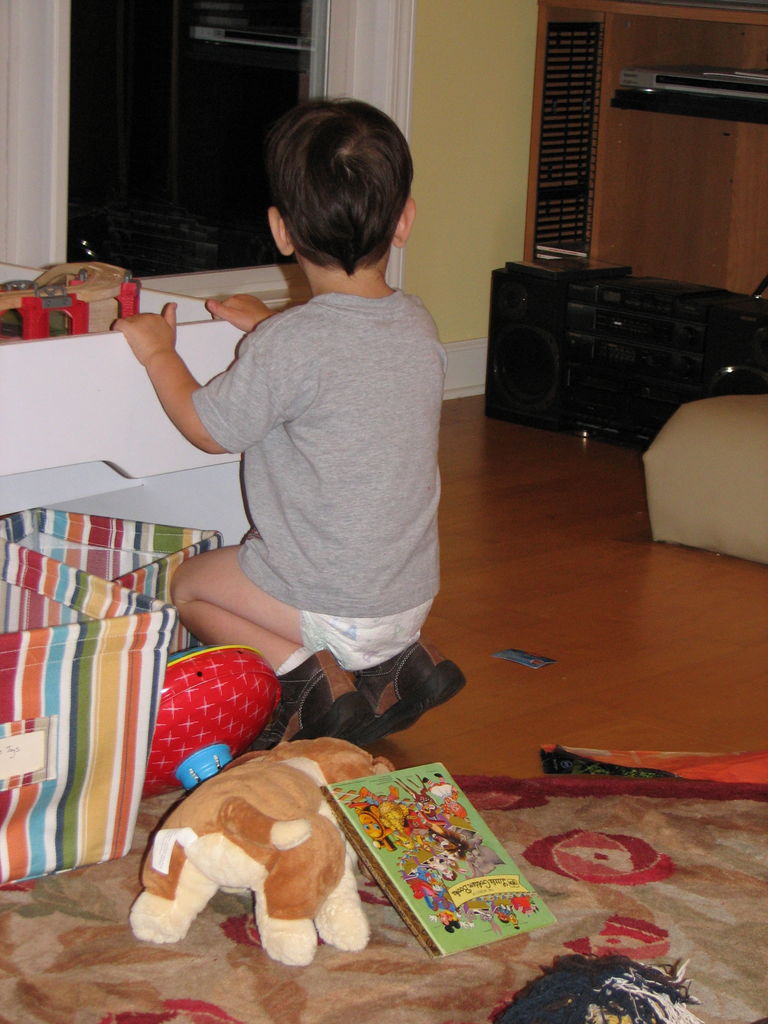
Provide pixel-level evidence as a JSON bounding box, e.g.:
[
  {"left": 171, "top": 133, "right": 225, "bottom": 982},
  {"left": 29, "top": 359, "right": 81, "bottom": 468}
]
[{"left": 323, "top": 762, "right": 556, "bottom": 957}]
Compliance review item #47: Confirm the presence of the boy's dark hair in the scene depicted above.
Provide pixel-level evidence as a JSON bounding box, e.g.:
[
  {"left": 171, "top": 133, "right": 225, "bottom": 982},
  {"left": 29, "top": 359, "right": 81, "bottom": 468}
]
[{"left": 265, "top": 98, "right": 413, "bottom": 275}]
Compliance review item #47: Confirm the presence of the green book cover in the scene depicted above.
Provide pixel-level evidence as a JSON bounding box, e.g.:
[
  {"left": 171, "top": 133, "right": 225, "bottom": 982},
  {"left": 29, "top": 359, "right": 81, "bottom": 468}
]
[{"left": 323, "top": 762, "right": 556, "bottom": 957}]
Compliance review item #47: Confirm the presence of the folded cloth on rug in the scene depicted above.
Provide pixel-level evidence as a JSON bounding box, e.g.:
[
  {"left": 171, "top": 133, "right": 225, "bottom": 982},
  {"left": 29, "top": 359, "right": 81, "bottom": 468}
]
[{"left": 541, "top": 745, "right": 768, "bottom": 784}]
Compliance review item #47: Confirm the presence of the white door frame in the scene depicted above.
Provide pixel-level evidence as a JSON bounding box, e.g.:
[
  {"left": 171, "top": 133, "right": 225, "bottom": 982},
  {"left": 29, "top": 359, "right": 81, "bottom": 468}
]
[{"left": 0, "top": 0, "right": 416, "bottom": 285}]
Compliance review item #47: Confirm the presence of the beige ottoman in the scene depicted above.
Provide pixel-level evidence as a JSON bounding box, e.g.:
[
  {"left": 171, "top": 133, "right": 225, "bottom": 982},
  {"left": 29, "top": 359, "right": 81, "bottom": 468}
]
[{"left": 643, "top": 394, "right": 768, "bottom": 564}]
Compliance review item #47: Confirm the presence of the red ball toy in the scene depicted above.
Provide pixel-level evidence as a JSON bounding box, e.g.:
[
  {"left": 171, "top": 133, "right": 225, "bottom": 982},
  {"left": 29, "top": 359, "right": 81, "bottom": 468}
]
[{"left": 143, "top": 644, "right": 280, "bottom": 796}]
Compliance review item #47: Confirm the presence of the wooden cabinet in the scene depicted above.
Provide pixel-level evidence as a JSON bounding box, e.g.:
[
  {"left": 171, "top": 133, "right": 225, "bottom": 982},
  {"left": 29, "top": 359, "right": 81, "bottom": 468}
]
[{"left": 525, "top": 0, "right": 768, "bottom": 295}]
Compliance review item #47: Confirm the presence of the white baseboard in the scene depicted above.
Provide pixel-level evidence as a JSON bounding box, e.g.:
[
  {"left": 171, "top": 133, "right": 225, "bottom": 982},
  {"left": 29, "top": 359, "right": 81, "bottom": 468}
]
[{"left": 443, "top": 337, "right": 487, "bottom": 399}]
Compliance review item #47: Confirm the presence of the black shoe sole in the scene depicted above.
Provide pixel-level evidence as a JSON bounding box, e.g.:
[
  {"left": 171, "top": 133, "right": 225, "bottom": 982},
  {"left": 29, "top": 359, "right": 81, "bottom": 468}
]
[
  {"left": 346, "top": 660, "right": 466, "bottom": 747},
  {"left": 293, "top": 691, "right": 376, "bottom": 743},
  {"left": 249, "top": 693, "right": 374, "bottom": 750}
]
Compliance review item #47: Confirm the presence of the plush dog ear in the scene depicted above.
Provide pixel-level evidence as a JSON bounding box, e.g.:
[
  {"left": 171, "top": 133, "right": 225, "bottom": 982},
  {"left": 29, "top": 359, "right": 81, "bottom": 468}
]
[{"left": 372, "top": 755, "right": 396, "bottom": 774}]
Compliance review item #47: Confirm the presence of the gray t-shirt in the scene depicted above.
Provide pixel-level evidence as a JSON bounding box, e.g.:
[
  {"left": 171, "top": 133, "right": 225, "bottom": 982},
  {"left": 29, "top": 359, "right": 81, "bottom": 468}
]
[{"left": 193, "top": 289, "right": 446, "bottom": 617}]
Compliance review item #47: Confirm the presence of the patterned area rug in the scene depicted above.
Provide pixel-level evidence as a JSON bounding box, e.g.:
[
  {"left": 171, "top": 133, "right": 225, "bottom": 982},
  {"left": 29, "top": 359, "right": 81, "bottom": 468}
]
[{"left": 1, "top": 775, "right": 766, "bottom": 1024}]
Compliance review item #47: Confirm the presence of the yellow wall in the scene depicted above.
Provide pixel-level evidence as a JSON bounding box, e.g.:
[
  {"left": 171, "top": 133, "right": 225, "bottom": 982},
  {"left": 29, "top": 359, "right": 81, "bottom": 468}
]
[{"left": 405, "top": 0, "right": 538, "bottom": 344}]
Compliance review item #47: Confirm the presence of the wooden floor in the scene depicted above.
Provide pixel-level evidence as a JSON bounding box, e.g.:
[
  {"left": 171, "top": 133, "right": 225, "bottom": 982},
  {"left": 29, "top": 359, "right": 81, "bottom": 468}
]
[{"left": 370, "top": 395, "right": 768, "bottom": 778}]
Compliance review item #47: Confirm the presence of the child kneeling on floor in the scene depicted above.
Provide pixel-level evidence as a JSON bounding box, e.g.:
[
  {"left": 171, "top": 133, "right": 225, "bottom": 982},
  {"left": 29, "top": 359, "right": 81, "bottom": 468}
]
[{"left": 115, "top": 98, "right": 465, "bottom": 749}]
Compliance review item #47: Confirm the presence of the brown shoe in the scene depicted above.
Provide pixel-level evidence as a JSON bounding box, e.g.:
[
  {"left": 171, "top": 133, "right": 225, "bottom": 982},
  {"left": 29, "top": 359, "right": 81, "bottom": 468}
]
[
  {"left": 249, "top": 650, "right": 375, "bottom": 750},
  {"left": 346, "top": 641, "right": 466, "bottom": 746}
]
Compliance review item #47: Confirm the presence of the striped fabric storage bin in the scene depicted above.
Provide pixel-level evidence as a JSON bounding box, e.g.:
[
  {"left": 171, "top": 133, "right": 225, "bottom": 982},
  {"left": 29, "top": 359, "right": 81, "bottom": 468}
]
[
  {"left": 0, "top": 509, "right": 222, "bottom": 653},
  {"left": 0, "top": 539, "right": 177, "bottom": 883}
]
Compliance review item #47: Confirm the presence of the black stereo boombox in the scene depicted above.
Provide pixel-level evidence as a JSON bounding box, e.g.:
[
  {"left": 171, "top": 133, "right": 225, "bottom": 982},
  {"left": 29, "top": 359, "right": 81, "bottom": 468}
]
[{"left": 485, "top": 259, "right": 768, "bottom": 447}]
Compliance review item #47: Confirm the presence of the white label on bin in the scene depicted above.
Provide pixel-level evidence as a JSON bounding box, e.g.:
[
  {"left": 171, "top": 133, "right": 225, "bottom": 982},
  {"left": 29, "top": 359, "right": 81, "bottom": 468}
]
[{"left": 0, "top": 726, "right": 47, "bottom": 782}]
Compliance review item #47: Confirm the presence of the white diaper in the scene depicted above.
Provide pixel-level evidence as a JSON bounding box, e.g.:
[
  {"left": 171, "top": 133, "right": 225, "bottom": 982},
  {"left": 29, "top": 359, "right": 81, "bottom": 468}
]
[{"left": 300, "top": 600, "right": 432, "bottom": 671}]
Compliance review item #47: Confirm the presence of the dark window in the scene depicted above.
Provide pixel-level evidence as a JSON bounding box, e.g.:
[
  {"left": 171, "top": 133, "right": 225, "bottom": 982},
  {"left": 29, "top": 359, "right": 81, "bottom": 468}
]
[{"left": 68, "top": 1, "right": 326, "bottom": 277}]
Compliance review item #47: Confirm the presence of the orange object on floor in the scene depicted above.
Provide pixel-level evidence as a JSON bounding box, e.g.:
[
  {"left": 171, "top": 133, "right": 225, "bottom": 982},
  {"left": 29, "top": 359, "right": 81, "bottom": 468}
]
[{"left": 541, "top": 744, "right": 768, "bottom": 784}]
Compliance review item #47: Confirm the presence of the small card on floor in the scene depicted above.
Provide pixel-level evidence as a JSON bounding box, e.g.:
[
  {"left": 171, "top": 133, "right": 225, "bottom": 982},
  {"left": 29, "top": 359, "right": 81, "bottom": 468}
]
[{"left": 493, "top": 648, "right": 555, "bottom": 669}]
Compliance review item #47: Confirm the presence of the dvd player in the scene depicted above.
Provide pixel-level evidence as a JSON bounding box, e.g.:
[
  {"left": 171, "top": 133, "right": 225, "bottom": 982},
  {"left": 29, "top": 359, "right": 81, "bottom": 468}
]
[
  {"left": 190, "top": 27, "right": 310, "bottom": 52},
  {"left": 620, "top": 65, "right": 768, "bottom": 100}
]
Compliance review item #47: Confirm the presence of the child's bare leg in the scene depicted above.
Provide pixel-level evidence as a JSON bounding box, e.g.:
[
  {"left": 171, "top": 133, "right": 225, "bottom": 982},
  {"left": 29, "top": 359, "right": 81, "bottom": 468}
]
[
  {"left": 171, "top": 547, "right": 302, "bottom": 669},
  {"left": 171, "top": 547, "right": 374, "bottom": 747}
]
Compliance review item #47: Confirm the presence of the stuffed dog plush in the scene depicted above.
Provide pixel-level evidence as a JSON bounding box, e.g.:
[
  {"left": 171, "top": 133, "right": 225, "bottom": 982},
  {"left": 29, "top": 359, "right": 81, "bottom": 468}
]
[{"left": 130, "top": 738, "right": 393, "bottom": 966}]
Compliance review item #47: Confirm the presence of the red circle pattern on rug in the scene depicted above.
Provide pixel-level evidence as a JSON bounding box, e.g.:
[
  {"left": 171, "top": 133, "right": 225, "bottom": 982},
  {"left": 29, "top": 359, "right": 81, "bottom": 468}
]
[
  {"left": 524, "top": 828, "right": 675, "bottom": 885},
  {"left": 564, "top": 913, "right": 671, "bottom": 959}
]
